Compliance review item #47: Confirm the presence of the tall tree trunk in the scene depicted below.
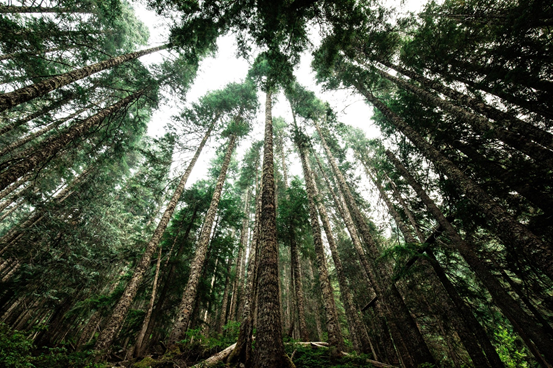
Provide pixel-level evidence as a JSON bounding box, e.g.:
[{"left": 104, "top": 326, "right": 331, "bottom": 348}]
[
  {"left": 313, "top": 154, "right": 377, "bottom": 355},
  {"left": 355, "top": 83, "right": 553, "bottom": 279},
  {"left": 315, "top": 121, "right": 435, "bottom": 367},
  {"left": 133, "top": 247, "right": 163, "bottom": 357},
  {"left": 376, "top": 60, "right": 553, "bottom": 151},
  {"left": 0, "top": 104, "right": 93, "bottom": 159},
  {"left": 251, "top": 92, "right": 291, "bottom": 368},
  {"left": 375, "top": 67, "right": 553, "bottom": 168},
  {"left": 94, "top": 119, "right": 216, "bottom": 356},
  {"left": 387, "top": 150, "right": 553, "bottom": 365},
  {"left": 297, "top": 140, "right": 345, "bottom": 354},
  {"left": 168, "top": 134, "right": 237, "bottom": 345},
  {"left": 217, "top": 260, "right": 233, "bottom": 333},
  {"left": 0, "top": 94, "right": 74, "bottom": 135},
  {"left": 364, "top": 162, "right": 498, "bottom": 368},
  {"left": 0, "top": 45, "right": 168, "bottom": 112},
  {"left": 0, "top": 90, "right": 145, "bottom": 192},
  {"left": 228, "top": 166, "right": 263, "bottom": 366}
]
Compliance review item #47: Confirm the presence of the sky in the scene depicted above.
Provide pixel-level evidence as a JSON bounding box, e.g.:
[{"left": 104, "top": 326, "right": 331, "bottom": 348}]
[{"left": 131, "top": 0, "right": 427, "bottom": 232}]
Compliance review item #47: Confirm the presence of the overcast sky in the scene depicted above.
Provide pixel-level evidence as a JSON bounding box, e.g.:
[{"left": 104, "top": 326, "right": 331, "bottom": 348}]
[{"left": 132, "top": 0, "right": 427, "bottom": 233}]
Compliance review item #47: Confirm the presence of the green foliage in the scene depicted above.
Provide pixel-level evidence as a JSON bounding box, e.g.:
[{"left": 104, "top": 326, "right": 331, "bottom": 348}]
[
  {"left": 495, "top": 327, "right": 529, "bottom": 368},
  {"left": 0, "top": 323, "right": 107, "bottom": 368},
  {"left": 284, "top": 343, "right": 375, "bottom": 368}
]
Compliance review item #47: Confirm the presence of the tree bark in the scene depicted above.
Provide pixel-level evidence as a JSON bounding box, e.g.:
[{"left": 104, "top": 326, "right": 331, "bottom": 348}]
[
  {"left": 251, "top": 92, "right": 291, "bottom": 368},
  {"left": 387, "top": 150, "right": 553, "bottom": 365},
  {"left": 375, "top": 60, "right": 553, "bottom": 150},
  {"left": 297, "top": 139, "right": 345, "bottom": 355},
  {"left": 168, "top": 134, "right": 237, "bottom": 345},
  {"left": 375, "top": 67, "right": 553, "bottom": 169},
  {"left": 355, "top": 84, "right": 553, "bottom": 279},
  {"left": 94, "top": 119, "right": 216, "bottom": 356},
  {"left": 0, "top": 90, "right": 144, "bottom": 192},
  {"left": 315, "top": 121, "right": 435, "bottom": 367},
  {"left": 0, "top": 45, "right": 168, "bottom": 112}
]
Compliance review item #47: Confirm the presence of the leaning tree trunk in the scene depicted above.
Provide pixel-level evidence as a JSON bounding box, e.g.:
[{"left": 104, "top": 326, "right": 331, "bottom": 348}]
[
  {"left": 313, "top": 154, "right": 376, "bottom": 356},
  {"left": 251, "top": 92, "right": 292, "bottom": 368},
  {"left": 94, "top": 119, "right": 216, "bottom": 356},
  {"left": 386, "top": 150, "right": 553, "bottom": 366},
  {"left": 0, "top": 5, "right": 92, "bottom": 13},
  {"left": 364, "top": 163, "right": 498, "bottom": 368},
  {"left": 168, "top": 134, "right": 237, "bottom": 345},
  {"left": 375, "top": 67, "right": 553, "bottom": 169},
  {"left": 377, "top": 60, "right": 553, "bottom": 151},
  {"left": 132, "top": 247, "right": 162, "bottom": 357},
  {"left": 0, "top": 44, "right": 168, "bottom": 112},
  {"left": 315, "top": 121, "right": 435, "bottom": 367},
  {"left": 0, "top": 90, "right": 144, "bottom": 192},
  {"left": 297, "top": 140, "right": 344, "bottom": 355},
  {"left": 355, "top": 83, "right": 553, "bottom": 280},
  {"left": 0, "top": 94, "right": 74, "bottom": 136}
]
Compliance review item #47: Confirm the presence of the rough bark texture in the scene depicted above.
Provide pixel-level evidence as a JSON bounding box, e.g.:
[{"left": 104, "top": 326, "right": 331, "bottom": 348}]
[
  {"left": 0, "top": 104, "right": 91, "bottom": 158},
  {"left": 251, "top": 92, "right": 290, "bottom": 368},
  {"left": 366, "top": 163, "right": 498, "bottom": 368},
  {"left": 376, "top": 68, "right": 553, "bottom": 168},
  {"left": 0, "top": 95, "right": 73, "bottom": 136},
  {"left": 387, "top": 150, "right": 553, "bottom": 365},
  {"left": 315, "top": 157, "right": 378, "bottom": 355},
  {"left": 356, "top": 85, "right": 553, "bottom": 279},
  {"left": 0, "top": 90, "right": 143, "bottom": 192},
  {"left": 133, "top": 247, "right": 162, "bottom": 356},
  {"left": 290, "top": 230, "right": 309, "bottom": 341},
  {"left": 94, "top": 120, "right": 215, "bottom": 355},
  {"left": 0, "top": 45, "right": 167, "bottom": 112},
  {"left": 297, "top": 141, "right": 345, "bottom": 354},
  {"left": 378, "top": 60, "right": 553, "bottom": 151},
  {"left": 168, "top": 134, "right": 237, "bottom": 344},
  {"left": 315, "top": 121, "right": 435, "bottom": 367}
]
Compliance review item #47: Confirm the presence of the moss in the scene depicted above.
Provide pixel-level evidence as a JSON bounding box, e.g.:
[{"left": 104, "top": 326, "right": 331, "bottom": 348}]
[{"left": 132, "top": 356, "right": 159, "bottom": 368}]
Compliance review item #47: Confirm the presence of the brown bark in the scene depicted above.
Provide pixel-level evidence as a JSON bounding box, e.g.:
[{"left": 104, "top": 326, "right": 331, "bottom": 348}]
[
  {"left": 251, "top": 92, "right": 291, "bottom": 368},
  {"left": 168, "top": 134, "right": 237, "bottom": 344},
  {"left": 375, "top": 68, "right": 553, "bottom": 168},
  {"left": 315, "top": 122, "right": 435, "bottom": 367},
  {"left": 297, "top": 140, "right": 345, "bottom": 354},
  {"left": 365, "top": 163, "right": 499, "bottom": 368},
  {"left": 0, "top": 95, "right": 74, "bottom": 136},
  {"left": 377, "top": 61, "right": 553, "bottom": 151},
  {"left": 0, "top": 104, "right": 92, "bottom": 159},
  {"left": 0, "top": 90, "right": 144, "bottom": 192},
  {"left": 133, "top": 247, "right": 163, "bottom": 356},
  {"left": 217, "top": 259, "right": 233, "bottom": 333},
  {"left": 94, "top": 119, "right": 216, "bottom": 355},
  {"left": 0, "top": 45, "right": 168, "bottom": 112},
  {"left": 387, "top": 150, "right": 553, "bottom": 365},
  {"left": 356, "top": 84, "right": 553, "bottom": 279}
]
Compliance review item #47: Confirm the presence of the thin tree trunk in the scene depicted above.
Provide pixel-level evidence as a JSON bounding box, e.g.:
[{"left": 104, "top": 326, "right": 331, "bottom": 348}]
[
  {"left": 297, "top": 140, "right": 344, "bottom": 354},
  {"left": 0, "top": 104, "right": 92, "bottom": 158},
  {"left": 0, "top": 90, "right": 145, "bottom": 192},
  {"left": 0, "top": 45, "right": 168, "bottom": 112},
  {"left": 251, "top": 92, "right": 292, "bottom": 368},
  {"left": 94, "top": 119, "right": 216, "bottom": 356},
  {"left": 217, "top": 260, "right": 232, "bottom": 333},
  {"left": 375, "top": 67, "right": 553, "bottom": 168},
  {"left": 0, "top": 94, "right": 74, "bottom": 136},
  {"left": 168, "top": 134, "right": 237, "bottom": 345},
  {"left": 315, "top": 121, "right": 435, "bottom": 367},
  {"left": 356, "top": 84, "right": 553, "bottom": 279},
  {"left": 133, "top": 247, "right": 162, "bottom": 356},
  {"left": 387, "top": 150, "right": 553, "bottom": 365},
  {"left": 378, "top": 60, "right": 553, "bottom": 151}
]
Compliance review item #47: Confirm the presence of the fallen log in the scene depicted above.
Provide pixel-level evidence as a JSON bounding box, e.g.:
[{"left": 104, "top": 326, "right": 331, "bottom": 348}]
[{"left": 191, "top": 342, "right": 237, "bottom": 367}]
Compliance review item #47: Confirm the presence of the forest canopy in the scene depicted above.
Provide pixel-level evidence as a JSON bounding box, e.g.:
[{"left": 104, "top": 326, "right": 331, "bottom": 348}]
[{"left": 0, "top": 0, "right": 552, "bottom": 367}]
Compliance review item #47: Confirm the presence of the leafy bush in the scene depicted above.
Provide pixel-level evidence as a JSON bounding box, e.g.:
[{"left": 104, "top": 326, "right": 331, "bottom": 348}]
[{"left": 495, "top": 326, "right": 529, "bottom": 368}]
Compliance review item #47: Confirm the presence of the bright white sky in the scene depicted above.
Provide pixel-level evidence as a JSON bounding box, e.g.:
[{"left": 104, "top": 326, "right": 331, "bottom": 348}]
[{"left": 132, "top": 0, "right": 427, "bottom": 233}]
